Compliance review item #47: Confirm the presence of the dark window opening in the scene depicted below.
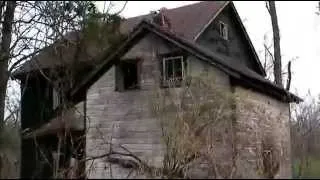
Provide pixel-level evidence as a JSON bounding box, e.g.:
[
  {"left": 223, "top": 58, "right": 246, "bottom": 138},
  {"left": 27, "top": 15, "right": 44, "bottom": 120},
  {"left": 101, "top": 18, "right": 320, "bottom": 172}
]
[
  {"left": 123, "top": 62, "right": 138, "bottom": 90},
  {"left": 219, "top": 21, "right": 228, "bottom": 40},
  {"left": 116, "top": 60, "right": 140, "bottom": 91}
]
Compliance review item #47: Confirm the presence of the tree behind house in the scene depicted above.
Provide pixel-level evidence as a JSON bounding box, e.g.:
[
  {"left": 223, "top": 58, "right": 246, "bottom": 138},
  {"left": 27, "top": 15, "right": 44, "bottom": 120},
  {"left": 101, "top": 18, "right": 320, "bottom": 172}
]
[{"left": 0, "top": 1, "right": 126, "bottom": 178}]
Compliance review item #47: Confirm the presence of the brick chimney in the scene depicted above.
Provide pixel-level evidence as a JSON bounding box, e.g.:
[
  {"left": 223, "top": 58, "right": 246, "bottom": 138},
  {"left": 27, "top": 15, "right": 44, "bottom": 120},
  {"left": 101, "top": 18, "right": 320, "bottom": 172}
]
[{"left": 152, "top": 7, "right": 172, "bottom": 31}]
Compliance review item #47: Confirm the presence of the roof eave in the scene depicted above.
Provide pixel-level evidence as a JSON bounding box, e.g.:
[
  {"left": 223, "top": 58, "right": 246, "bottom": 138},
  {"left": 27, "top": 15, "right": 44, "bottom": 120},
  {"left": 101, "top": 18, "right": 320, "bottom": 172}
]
[{"left": 232, "top": 76, "right": 302, "bottom": 103}]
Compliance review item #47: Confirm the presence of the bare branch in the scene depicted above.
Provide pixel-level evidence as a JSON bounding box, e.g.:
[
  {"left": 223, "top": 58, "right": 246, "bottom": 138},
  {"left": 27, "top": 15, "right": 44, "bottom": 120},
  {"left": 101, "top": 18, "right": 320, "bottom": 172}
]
[
  {"left": 265, "top": 1, "right": 271, "bottom": 15},
  {"left": 111, "top": 1, "right": 128, "bottom": 16},
  {"left": 8, "top": 48, "right": 42, "bottom": 73},
  {"left": 263, "top": 43, "right": 274, "bottom": 63},
  {"left": 285, "top": 61, "right": 291, "bottom": 91}
]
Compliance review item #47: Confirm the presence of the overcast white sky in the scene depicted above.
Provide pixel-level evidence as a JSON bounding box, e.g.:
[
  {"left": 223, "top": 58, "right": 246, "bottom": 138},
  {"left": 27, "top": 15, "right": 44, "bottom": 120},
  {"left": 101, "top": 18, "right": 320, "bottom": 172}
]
[{"left": 96, "top": 1, "right": 320, "bottom": 98}]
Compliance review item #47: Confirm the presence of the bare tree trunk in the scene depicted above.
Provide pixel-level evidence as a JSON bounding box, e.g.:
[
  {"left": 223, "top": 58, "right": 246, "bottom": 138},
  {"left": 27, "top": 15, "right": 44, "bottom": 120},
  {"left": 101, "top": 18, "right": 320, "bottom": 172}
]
[
  {"left": 0, "top": 1, "right": 16, "bottom": 128},
  {"left": 0, "top": 58, "right": 7, "bottom": 130},
  {"left": 267, "top": 1, "right": 283, "bottom": 87}
]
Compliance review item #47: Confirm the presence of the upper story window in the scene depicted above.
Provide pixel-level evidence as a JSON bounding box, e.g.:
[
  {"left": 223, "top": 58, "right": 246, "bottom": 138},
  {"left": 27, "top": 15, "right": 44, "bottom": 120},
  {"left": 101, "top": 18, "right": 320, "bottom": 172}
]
[
  {"left": 52, "top": 88, "right": 61, "bottom": 110},
  {"left": 219, "top": 21, "right": 228, "bottom": 40},
  {"left": 162, "top": 56, "right": 185, "bottom": 87},
  {"left": 115, "top": 59, "right": 140, "bottom": 91}
]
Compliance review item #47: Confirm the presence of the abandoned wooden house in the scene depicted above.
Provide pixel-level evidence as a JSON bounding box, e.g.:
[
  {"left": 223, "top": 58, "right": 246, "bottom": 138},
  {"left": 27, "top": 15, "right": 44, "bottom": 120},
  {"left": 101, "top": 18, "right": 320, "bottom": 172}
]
[{"left": 13, "top": 1, "right": 302, "bottom": 179}]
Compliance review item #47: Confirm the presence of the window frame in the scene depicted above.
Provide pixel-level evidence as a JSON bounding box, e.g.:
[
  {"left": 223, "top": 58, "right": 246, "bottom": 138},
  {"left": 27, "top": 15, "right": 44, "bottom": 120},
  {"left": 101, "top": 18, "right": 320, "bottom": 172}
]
[
  {"left": 162, "top": 55, "right": 185, "bottom": 87},
  {"left": 219, "top": 21, "right": 228, "bottom": 41}
]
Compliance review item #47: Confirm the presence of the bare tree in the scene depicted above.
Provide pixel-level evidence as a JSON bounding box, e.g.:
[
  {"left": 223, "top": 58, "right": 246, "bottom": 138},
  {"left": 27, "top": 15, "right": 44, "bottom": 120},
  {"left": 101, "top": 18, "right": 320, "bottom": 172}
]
[
  {"left": 261, "top": 32, "right": 296, "bottom": 92},
  {"left": 0, "top": 1, "right": 16, "bottom": 129},
  {"left": 0, "top": 1, "right": 127, "bottom": 126},
  {"left": 264, "top": 1, "right": 295, "bottom": 92},
  {"left": 265, "top": 1, "right": 283, "bottom": 88},
  {"left": 0, "top": 1, "right": 128, "bottom": 178}
]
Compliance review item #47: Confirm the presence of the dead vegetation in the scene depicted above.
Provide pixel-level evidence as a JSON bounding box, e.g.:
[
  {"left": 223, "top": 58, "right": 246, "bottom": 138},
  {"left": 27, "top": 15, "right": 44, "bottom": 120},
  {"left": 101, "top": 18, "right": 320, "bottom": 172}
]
[
  {"left": 15, "top": 72, "right": 293, "bottom": 179},
  {"left": 77, "top": 73, "right": 287, "bottom": 179},
  {"left": 11, "top": 72, "right": 315, "bottom": 179},
  {"left": 150, "top": 75, "right": 236, "bottom": 178},
  {"left": 0, "top": 116, "right": 20, "bottom": 178},
  {"left": 290, "top": 93, "right": 320, "bottom": 178},
  {"left": 0, "top": 1, "right": 127, "bottom": 178}
]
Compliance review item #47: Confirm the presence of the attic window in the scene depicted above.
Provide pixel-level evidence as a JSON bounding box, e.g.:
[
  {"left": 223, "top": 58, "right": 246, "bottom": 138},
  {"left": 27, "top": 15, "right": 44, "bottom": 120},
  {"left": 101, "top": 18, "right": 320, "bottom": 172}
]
[
  {"left": 162, "top": 56, "right": 184, "bottom": 87},
  {"left": 219, "top": 21, "right": 228, "bottom": 40},
  {"left": 116, "top": 60, "right": 140, "bottom": 91}
]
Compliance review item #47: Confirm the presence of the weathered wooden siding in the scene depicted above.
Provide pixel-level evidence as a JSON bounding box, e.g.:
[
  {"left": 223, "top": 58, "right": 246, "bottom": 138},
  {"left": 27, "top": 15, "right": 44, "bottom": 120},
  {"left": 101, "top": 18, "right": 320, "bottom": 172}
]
[
  {"left": 85, "top": 33, "right": 232, "bottom": 178},
  {"left": 85, "top": 26, "right": 291, "bottom": 179},
  {"left": 234, "top": 86, "right": 291, "bottom": 178},
  {"left": 86, "top": 33, "right": 169, "bottom": 179},
  {"left": 196, "top": 5, "right": 260, "bottom": 74},
  {"left": 187, "top": 56, "right": 230, "bottom": 88}
]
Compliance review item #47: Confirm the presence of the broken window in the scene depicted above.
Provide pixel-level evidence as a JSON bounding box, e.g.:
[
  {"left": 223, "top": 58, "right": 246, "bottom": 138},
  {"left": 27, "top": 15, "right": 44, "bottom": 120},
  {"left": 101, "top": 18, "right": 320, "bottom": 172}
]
[
  {"left": 162, "top": 56, "right": 184, "bottom": 87},
  {"left": 116, "top": 60, "right": 140, "bottom": 91},
  {"left": 219, "top": 21, "right": 228, "bottom": 40}
]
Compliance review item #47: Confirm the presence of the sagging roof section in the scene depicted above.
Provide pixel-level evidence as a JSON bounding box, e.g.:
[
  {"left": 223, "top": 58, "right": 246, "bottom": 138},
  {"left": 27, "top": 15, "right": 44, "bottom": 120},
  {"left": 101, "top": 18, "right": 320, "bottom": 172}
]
[{"left": 22, "top": 101, "right": 85, "bottom": 139}]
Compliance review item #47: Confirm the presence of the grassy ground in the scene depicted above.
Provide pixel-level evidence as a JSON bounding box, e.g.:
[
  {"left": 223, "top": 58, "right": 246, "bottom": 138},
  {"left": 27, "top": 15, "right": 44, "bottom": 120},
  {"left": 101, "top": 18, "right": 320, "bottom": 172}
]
[{"left": 293, "top": 158, "right": 320, "bottom": 179}]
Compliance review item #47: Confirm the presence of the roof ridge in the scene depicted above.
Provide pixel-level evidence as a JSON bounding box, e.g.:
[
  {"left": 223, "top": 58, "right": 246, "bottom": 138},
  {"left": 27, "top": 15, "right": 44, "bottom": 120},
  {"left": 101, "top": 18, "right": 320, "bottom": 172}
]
[
  {"left": 155, "top": 1, "right": 204, "bottom": 11},
  {"left": 125, "top": 1, "right": 221, "bottom": 20}
]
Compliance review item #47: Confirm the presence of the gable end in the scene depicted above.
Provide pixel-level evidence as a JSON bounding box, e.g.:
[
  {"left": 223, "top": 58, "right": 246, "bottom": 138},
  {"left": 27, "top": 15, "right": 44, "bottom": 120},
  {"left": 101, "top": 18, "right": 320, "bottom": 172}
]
[{"left": 195, "top": 2, "right": 266, "bottom": 77}]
